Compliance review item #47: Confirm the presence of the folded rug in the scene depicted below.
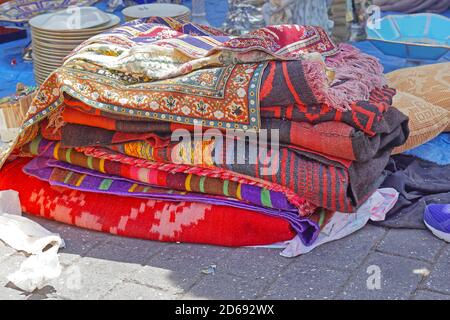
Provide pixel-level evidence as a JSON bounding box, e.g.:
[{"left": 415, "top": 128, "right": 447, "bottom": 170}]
[
  {"left": 23, "top": 133, "right": 394, "bottom": 214},
  {"left": 23, "top": 155, "right": 325, "bottom": 246},
  {"left": 78, "top": 137, "right": 394, "bottom": 213},
  {"left": 22, "top": 137, "right": 307, "bottom": 214},
  {"left": 59, "top": 123, "right": 171, "bottom": 148},
  {"left": 58, "top": 90, "right": 395, "bottom": 135},
  {"left": 67, "top": 18, "right": 339, "bottom": 77},
  {"left": 261, "top": 44, "right": 387, "bottom": 110},
  {"left": 260, "top": 86, "right": 397, "bottom": 136},
  {"left": 25, "top": 156, "right": 295, "bottom": 211},
  {"left": 60, "top": 112, "right": 408, "bottom": 163},
  {"left": 261, "top": 108, "right": 408, "bottom": 162},
  {"left": 56, "top": 83, "right": 395, "bottom": 138},
  {"left": 59, "top": 97, "right": 408, "bottom": 162},
  {"left": 66, "top": 18, "right": 384, "bottom": 110},
  {"left": 0, "top": 158, "right": 298, "bottom": 247}
]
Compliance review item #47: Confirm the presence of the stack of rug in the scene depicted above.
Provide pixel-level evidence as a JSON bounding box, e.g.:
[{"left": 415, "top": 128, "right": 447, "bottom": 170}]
[{"left": 0, "top": 18, "right": 409, "bottom": 256}]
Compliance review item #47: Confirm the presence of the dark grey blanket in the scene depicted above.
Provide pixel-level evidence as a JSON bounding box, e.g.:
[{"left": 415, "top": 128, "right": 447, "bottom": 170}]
[{"left": 372, "top": 155, "right": 450, "bottom": 229}]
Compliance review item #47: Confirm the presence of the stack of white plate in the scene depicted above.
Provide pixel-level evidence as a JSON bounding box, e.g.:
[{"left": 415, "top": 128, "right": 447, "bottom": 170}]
[
  {"left": 123, "top": 3, "right": 191, "bottom": 22},
  {"left": 29, "top": 7, "right": 120, "bottom": 85}
]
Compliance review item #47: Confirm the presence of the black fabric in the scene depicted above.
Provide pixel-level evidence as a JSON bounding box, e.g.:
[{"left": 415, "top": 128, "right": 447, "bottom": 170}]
[
  {"left": 372, "top": 154, "right": 450, "bottom": 229},
  {"left": 348, "top": 148, "right": 391, "bottom": 207},
  {"left": 350, "top": 107, "right": 409, "bottom": 162},
  {"left": 62, "top": 123, "right": 115, "bottom": 147}
]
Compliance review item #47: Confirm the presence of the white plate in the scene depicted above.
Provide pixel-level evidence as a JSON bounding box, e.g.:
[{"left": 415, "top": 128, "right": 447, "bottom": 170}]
[
  {"left": 31, "top": 46, "right": 70, "bottom": 57},
  {"left": 29, "top": 7, "right": 110, "bottom": 30},
  {"left": 32, "top": 40, "right": 81, "bottom": 51},
  {"left": 32, "top": 53, "right": 65, "bottom": 65},
  {"left": 32, "top": 28, "right": 96, "bottom": 40},
  {"left": 32, "top": 48, "right": 73, "bottom": 58},
  {"left": 34, "top": 61, "right": 60, "bottom": 71},
  {"left": 30, "top": 12, "right": 119, "bottom": 33},
  {"left": 34, "top": 65, "right": 56, "bottom": 74},
  {"left": 32, "top": 35, "right": 85, "bottom": 45},
  {"left": 123, "top": 3, "right": 190, "bottom": 19},
  {"left": 125, "top": 12, "right": 190, "bottom": 22}
]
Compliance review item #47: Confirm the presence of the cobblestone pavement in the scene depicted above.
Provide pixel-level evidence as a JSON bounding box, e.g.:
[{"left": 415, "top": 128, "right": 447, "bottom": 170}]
[{"left": 0, "top": 215, "right": 449, "bottom": 300}]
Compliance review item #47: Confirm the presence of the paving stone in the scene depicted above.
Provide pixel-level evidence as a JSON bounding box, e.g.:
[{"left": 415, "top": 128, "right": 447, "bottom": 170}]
[
  {"left": 424, "top": 245, "right": 450, "bottom": 294},
  {"left": 261, "top": 264, "right": 350, "bottom": 300},
  {"left": 339, "top": 252, "right": 431, "bottom": 300},
  {"left": 55, "top": 224, "right": 110, "bottom": 264},
  {"left": 377, "top": 229, "right": 445, "bottom": 262},
  {"left": 132, "top": 243, "right": 233, "bottom": 294},
  {"left": 0, "top": 285, "right": 27, "bottom": 300},
  {"left": 47, "top": 256, "right": 141, "bottom": 300},
  {"left": 412, "top": 290, "right": 450, "bottom": 300},
  {"left": 103, "top": 281, "right": 180, "bottom": 300},
  {"left": 127, "top": 264, "right": 185, "bottom": 295},
  {"left": 84, "top": 238, "right": 167, "bottom": 266},
  {"left": 106, "top": 235, "right": 169, "bottom": 257},
  {"left": 293, "top": 225, "right": 386, "bottom": 271},
  {"left": 219, "top": 247, "right": 291, "bottom": 280},
  {"left": 1, "top": 216, "right": 445, "bottom": 300},
  {"left": 24, "top": 214, "right": 62, "bottom": 232},
  {"left": 183, "top": 273, "right": 267, "bottom": 300}
]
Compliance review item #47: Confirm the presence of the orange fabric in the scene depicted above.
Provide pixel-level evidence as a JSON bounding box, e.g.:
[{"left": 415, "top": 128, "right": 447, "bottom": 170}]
[
  {"left": 62, "top": 107, "right": 117, "bottom": 131},
  {"left": 62, "top": 97, "right": 197, "bottom": 132}
]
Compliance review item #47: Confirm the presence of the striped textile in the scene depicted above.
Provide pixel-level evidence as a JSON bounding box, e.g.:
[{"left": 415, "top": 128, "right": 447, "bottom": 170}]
[
  {"left": 22, "top": 137, "right": 300, "bottom": 213},
  {"left": 80, "top": 137, "right": 393, "bottom": 213},
  {"left": 77, "top": 140, "right": 355, "bottom": 213},
  {"left": 260, "top": 86, "right": 397, "bottom": 136},
  {"left": 23, "top": 157, "right": 318, "bottom": 237}
]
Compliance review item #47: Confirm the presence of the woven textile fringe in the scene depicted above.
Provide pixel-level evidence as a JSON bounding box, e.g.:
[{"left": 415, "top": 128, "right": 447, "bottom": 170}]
[{"left": 323, "top": 44, "right": 387, "bottom": 110}]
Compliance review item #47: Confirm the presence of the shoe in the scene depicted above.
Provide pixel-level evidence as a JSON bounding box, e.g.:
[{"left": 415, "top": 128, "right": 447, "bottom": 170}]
[{"left": 424, "top": 204, "right": 450, "bottom": 243}]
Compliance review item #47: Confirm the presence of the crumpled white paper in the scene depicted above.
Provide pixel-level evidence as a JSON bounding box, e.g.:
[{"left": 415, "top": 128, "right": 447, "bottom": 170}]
[{"left": 0, "top": 190, "right": 65, "bottom": 292}]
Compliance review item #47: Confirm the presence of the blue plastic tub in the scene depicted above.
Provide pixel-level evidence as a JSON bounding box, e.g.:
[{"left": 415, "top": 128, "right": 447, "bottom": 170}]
[{"left": 366, "top": 13, "right": 450, "bottom": 60}]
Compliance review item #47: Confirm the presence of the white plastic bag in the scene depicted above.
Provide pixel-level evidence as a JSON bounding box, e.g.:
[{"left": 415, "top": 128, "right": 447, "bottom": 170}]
[{"left": 0, "top": 190, "right": 65, "bottom": 292}]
